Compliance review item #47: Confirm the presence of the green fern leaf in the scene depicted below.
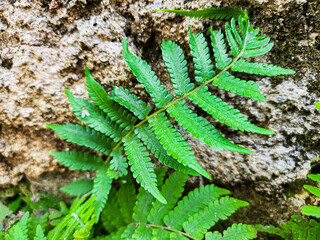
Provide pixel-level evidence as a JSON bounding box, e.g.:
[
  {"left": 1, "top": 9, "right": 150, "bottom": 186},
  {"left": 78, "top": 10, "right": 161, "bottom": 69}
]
[
  {"left": 254, "top": 224, "right": 284, "bottom": 238},
  {"left": 183, "top": 196, "right": 249, "bottom": 239},
  {"left": 110, "top": 86, "right": 152, "bottom": 120},
  {"left": 164, "top": 184, "right": 230, "bottom": 231},
  {"left": 117, "top": 175, "right": 136, "bottom": 224},
  {"left": 6, "top": 212, "right": 29, "bottom": 240},
  {"left": 304, "top": 185, "right": 320, "bottom": 198},
  {"left": 308, "top": 174, "right": 320, "bottom": 182},
  {"left": 209, "top": 27, "right": 232, "bottom": 70},
  {"left": 109, "top": 146, "right": 128, "bottom": 177},
  {"left": 120, "top": 225, "right": 137, "bottom": 239},
  {"left": 132, "top": 168, "right": 168, "bottom": 223},
  {"left": 149, "top": 112, "right": 211, "bottom": 179},
  {"left": 155, "top": 7, "right": 247, "bottom": 20},
  {"left": 148, "top": 171, "right": 188, "bottom": 225},
  {"left": 92, "top": 168, "right": 114, "bottom": 220},
  {"left": 301, "top": 206, "right": 320, "bottom": 218},
  {"left": 47, "top": 124, "right": 114, "bottom": 155},
  {"left": 122, "top": 38, "right": 173, "bottom": 108},
  {"left": 135, "top": 124, "right": 198, "bottom": 175},
  {"left": 122, "top": 134, "right": 166, "bottom": 204},
  {"left": 167, "top": 101, "right": 252, "bottom": 154},
  {"left": 60, "top": 179, "right": 94, "bottom": 196},
  {"left": 85, "top": 67, "right": 137, "bottom": 130},
  {"left": 205, "top": 223, "right": 256, "bottom": 240},
  {"left": 161, "top": 40, "right": 194, "bottom": 96},
  {"left": 213, "top": 72, "right": 266, "bottom": 101},
  {"left": 170, "top": 232, "right": 189, "bottom": 239},
  {"left": 51, "top": 151, "right": 104, "bottom": 171},
  {"left": 225, "top": 22, "right": 240, "bottom": 57},
  {"left": 232, "top": 59, "right": 296, "bottom": 76},
  {"left": 189, "top": 87, "right": 274, "bottom": 135},
  {"left": 65, "top": 90, "right": 125, "bottom": 141},
  {"left": 132, "top": 224, "right": 153, "bottom": 239},
  {"left": 34, "top": 225, "right": 47, "bottom": 240},
  {"left": 189, "top": 30, "right": 215, "bottom": 83}
]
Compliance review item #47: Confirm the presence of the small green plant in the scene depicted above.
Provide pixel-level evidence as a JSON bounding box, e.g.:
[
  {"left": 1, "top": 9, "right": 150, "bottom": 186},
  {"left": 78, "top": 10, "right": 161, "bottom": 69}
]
[
  {"left": 47, "top": 6, "right": 295, "bottom": 219},
  {"left": 95, "top": 169, "right": 256, "bottom": 239}
]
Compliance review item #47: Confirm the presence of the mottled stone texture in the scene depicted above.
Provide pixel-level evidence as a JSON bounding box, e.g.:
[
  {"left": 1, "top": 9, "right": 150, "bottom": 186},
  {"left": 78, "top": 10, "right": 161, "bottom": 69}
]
[{"left": 0, "top": 0, "right": 319, "bottom": 223}]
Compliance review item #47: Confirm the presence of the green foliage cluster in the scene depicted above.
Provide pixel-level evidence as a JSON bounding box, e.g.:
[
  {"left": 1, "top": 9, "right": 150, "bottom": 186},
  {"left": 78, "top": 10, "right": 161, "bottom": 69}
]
[{"left": 46, "top": 6, "right": 294, "bottom": 221}]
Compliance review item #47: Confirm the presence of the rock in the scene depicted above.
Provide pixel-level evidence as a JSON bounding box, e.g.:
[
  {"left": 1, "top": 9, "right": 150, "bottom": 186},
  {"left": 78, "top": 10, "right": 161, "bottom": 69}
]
[{"left": 0, "top": 0, "right": 319, "bottom": 225}]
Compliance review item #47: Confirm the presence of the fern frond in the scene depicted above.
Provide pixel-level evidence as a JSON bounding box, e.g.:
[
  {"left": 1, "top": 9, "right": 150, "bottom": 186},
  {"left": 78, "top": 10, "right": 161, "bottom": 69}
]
[
  {"left": 51, "top": 151, "right": 104, "bottom": 171},
  {"left": 149, "top": 112, "right": 211, "bottom": 179},
  {"left": 122, "top": 38, "right": 173, "bottom": 108},
  {"left": 117, "top": 175, "right": 136, "bottom": 224},
  {"left": 225, "top": 22, "right": 240, "bottom": 57},
  {"left": 60, "top": 179, "right": 94, "bottom": 196},
  {"left": 6, "top": 212, "right": 29, "bottom": 240},
  {"left": 28, "top": 213, "right": 48, "bottom": 239},
  {"left": 110, "top": 86, "right": 152, "bottom": 120},
  {"left": 254, "top": 224, "right": 284, "bottom": 238},
  {"left": 132, "top": 168, "right": 167, "bottom": 223},
  {"left": 189, "top": 87, "right": 274, "bottom": 135},
  {"left": 164, "top": 184, "right": 230, "bottom": 230},
  {"left": 120, "top": 225, "right": 137, "bottom": 239},
  {"left": 205, "top": 223, "right": 256, "bottom": 240},
  {"left": 148, "top": 171, "right": 188, "bottom": 225},
  {"left": 155, "top": 7, "right": 247, "bottom": 20},
  {"left": 209, "top": 27, "right": 232, "bottom": 70},
  {"left": 152, "top": 228, "right": 171, "bottom": 239},
  {"left": 167, "top": 101, "right": 252, "bottom": 154},
  {"left": 189, "top": 30, "right": 215, "bottom": 83},
  {"left": 213, "top": 72, "right": 266, "bottom": 101},
  {"left": 169, "top": 232, "right": 189, "bottom": 239},
  {"left": 109, "top": 146, "right": 128, "bottom": 177},
  {"left": 65, "top": 90, "right": 125, "bottom": 141},
  {"left": 85, "top": 67, "right": 137, "bottom": 130},
  {"left": 47, "top": 124, "right": 114, "bottom": 155},
  {"left": 122, "top": 133, "right": 166, "bottom": 204},
  {"left": 183, "top": 196, "right": 249, "bottom": 239},
  {"left": 91, "top": 168, "right": 114, "bottom": 220},
  {"left": 51, "top": 152, "right": 103, "bottom": 173},
  {"left": 161, "top": 40, "right": 194, "bottom": 96},
  {"left": 34, "top": 225, "right": 47, "bottom": 240},
  {"left": 135, "top": 124, "right": 198, "bottom": 175},
  {"left": 232, "top": 59, "right": 296, "bottom": 76}
]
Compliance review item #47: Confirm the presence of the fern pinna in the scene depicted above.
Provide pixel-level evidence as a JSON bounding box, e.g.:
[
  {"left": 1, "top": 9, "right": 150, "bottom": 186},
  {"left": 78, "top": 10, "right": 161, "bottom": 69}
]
[
  {"left": 96, "top": 169, "right": 257, "bottom": 240},
  {"left": 47, "top": 7, "right": 295, "bottom": 216}
]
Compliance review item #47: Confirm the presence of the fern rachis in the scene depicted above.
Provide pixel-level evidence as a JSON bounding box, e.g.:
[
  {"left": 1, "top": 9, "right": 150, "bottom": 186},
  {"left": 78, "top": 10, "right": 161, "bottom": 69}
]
[{"left": 48, "top": 6, "right": 295, "bottom": 217}]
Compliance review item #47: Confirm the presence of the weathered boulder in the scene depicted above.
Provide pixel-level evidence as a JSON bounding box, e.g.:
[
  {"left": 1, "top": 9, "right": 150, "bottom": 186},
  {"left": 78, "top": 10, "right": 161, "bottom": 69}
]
[{"left": 0, "top": 0, "right": 319, "bottom": 224}]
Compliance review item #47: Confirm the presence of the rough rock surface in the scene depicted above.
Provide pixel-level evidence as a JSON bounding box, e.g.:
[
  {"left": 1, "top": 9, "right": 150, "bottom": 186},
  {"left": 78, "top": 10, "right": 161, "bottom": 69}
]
[{"left": 0, "top": 0, "right": 319, "bottom": 224}]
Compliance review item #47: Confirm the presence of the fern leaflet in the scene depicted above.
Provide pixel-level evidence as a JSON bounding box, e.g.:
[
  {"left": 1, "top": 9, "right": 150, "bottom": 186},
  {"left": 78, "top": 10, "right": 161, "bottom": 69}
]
[
  {"left": 65, "top": 89, "right": 125, "bottom": 141},
  {"left": 60, "top": 179, "right": 94, "bottom": 196},
  {"left": 134, "top": 124, "right": 198, "bottom": 175},
  {"left": 167, "top": 100, "right": 252, "bottom": 154},
  {"left": 51, "top": 151, "right": 104, "bottom": 171},
  {"left": 47, "top": 124, "right": 114, "bottom": 155},
  {"left": 5, "top": 212, "right": 29, "bottom": 240},
  {"left": 213, "top": 72, "right": 266, "bottom": 101},
  {"left": 149, "top": 112, "right": 211, "bottom": 179},
  {"left": 182, "top": 196, "right": 249, "bottom": 239},
  {"left": 189, "top": 87, "right": 274, "bottom": 134},
  {"left": 122, "top": 38, "right": 173, "bottom": 108},
  {"left": 85, "top": 66, "right": 137, "bottom": 130},
  {"left": 109, "top": 146, "right": 128, "bottom": 177},
  {"left": 34, "top": 225, "right": 47, "bottom": 240},
  {"left": 205, "top": 223, "right": 256, "bottom": 240},
  {"left": 122, "top": 134, "right": 166, "bottom": 204},
  {"left": 155, "top": 7, "right": 247, "bottom": 20},
  {"left": 110, "top": 86, "right": 152, "bottom": 120},
  {"left": 161, "top": 40, "right": 194, "bottom": 96}
]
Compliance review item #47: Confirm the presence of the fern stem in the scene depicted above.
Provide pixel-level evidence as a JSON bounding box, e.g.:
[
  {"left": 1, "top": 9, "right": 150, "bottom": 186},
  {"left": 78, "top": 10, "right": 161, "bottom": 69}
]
[
  {"left": 106, "top": 47, "right": 245, "bottom": 163},
  {"left": 131, "top": 222, "right": 198, "bottom": 240}
]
